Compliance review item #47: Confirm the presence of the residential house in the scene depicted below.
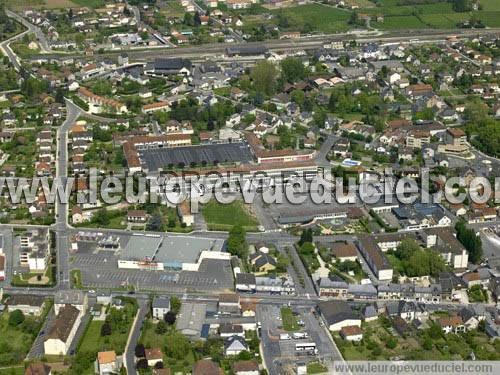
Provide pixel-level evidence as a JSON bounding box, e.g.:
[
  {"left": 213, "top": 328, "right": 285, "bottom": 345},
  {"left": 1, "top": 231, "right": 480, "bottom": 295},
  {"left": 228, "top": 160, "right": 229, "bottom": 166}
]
[
  {"left": 340, "top": 325, "right": 363, "bottom": 341},
  {"left": 96, "top": 351, "right": 122, "bottom": 375},
  {"left": 232, "top": 360, "right": 259, "bottom": 375},
  {"left": 192, "top": 360, "right": 223, "bottom": 375},
  {"left": 6, "top": 295, "right": 46, "bottom": 316},
  {"left": 152, "top": 296, "right": 170, "bottom": 320},
  {"left": 126, "top": 210, "right": 148, "bottom": 223},
  {"left": 459, "top": 307, "right": 484, "bottom": 330},
  {"left": 145, "top": 348, "right": 164, "bottom": 367},
  {"left": 235, "top": 273, "right": 256, "bottom": 293},
  {"left": 25, "top": 363, "right": 51, "bottom": 375},
  {"left": 249, "top": 252, "right": 276, "bottom": 273},
  {"left": 218, "top": 293, "right": 240, "bottom": 315},
  {"left": 224, "top": 335, "right": 248, "bottom": 356},
  {"left": 437, "top": 315, "right": 466, "bottom": 334},
  {"left": 220, "top": 323, "right": 244, "bottom": 338},
  {"left": 331, "top": 242, "right": 358, "bottom": 262},
  {"left": 318, "top": 277, "right": 348, "bottom": 299}
]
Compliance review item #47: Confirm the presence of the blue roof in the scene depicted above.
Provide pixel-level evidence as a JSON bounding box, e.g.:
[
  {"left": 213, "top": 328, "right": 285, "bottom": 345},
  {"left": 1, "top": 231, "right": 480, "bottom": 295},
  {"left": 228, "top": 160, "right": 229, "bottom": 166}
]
[{"left": 200, "top": 324, "right": 210, "bottom": 339}]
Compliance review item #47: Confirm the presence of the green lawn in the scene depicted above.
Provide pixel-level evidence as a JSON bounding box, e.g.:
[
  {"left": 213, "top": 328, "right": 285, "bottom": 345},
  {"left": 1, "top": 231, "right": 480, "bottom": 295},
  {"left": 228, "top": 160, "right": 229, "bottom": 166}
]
[
  {"left": 77, "top": 299, "right": 137, "bottom": 359},
  {"left": 281, "top": 307, "right": 300, "bottom": 332},
  {"left": 78, "top": 320, "right": 128, "bottom": 355},
  {"left": 202, "top": 200, "right": 259, "bottom": 231},
  {"left": 71, "top": 0, "right": 104, "bottom": 7},
  {"left": 0, "top": 308, "right": 47, "bottom": 366},
  {"left": 10, "top": 265, "right": 56, "bottom": 287},
  {"left": 307, "top": 361, "right": 328, "bottom": 374},
  {"left": 0, "top": 367, "right": 24, "bottom": 375},
  {"left": 70, "top": 269, "right": 83, "bottom": 289}
]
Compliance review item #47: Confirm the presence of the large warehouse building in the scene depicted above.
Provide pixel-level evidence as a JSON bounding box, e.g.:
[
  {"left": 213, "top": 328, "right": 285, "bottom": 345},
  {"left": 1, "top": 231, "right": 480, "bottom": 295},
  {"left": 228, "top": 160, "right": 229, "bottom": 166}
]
[
  {"left": 123, "top": 132, "right": 316, "bottom": 174},
  {"left": 116, "top": 233, "right": 228, "bottom": 271}
]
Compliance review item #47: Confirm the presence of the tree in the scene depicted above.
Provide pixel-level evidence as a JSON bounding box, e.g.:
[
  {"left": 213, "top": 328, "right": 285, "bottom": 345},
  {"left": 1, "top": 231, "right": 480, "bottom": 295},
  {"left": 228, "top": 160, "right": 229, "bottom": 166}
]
[
  {"left": 452, "top": 0, "right": 472, "bottom": 12},
  {"left": 428, "top": 323, "right": 444, "bottom": 339},
  {"left": 136, "top": 358, "right": 148, "bottom": 370},
  {"left": 290, "top": 89, "right": 305, "bottom": 107},
  {"left": 194, "top": 11, "right": 201, "bottom": 26},
  {"left": 156, "top": 320, "right": 168, "bottom": 334},
  {"left": 455, "top": 220, "right": 483, "bottom": 264},
  {"left": 8, "top": 310, "right": 25, "bottom": 326},
  {"left": 164, "top": 311, "right": 177, "bottom": 325},
  {"left": 55, "top": 88, "right": 65, "bottom": 103},
  {"left": 147, "top": 213, "right": 165, "bottom": 232},
  {"left": 385, "top": 336, "right": 397, "bottom": 349},
  {"left": 135, "top": 343, "right": 146, "bottom": 358},
  {"left": 423, "top": 337, "right": 433, "bottom": 350},
  {"left": 227, "top": 225, "right": 247, "bottom": 258},
  {"left": 250, "top": 60, "right": 277, "bottom": 96},
  {"left": 20, "top": 77, "right": 48, "bottom": 99},
  {"left": 170, "top": 296, "right": 181, "bottom": 314},
  {"left": 298, "top": 228, "right": 313, "bottom": 246},
  {"left": 165, "top": 332, "right": 191, "bottom": 359},
  {"left": 93, "top": 208, "right": 110, "bottom": 226},
  {"left": 280, "top": 57, "right": 307, "bottom": 83},
  {"left": 100, "top": 321, "right": 112, "bottom": 336}
]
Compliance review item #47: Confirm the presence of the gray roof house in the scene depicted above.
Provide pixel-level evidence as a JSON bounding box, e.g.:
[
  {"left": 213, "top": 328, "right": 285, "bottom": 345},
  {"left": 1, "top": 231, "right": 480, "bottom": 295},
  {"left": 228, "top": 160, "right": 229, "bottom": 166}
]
[{"left": 224, "top": 335, "right": 248, "bottom": 356}]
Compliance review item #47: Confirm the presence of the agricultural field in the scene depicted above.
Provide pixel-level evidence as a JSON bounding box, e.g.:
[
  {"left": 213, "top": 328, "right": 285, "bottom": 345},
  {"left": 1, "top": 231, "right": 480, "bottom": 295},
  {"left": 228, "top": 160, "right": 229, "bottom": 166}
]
[
  {"left": 273, "top": 1, "right": 500, "bottom": 33},
  {"left": 368, "top": 0, "right": 500, "bottom": 29},
  {"left": 272, "top": 4, "right": 352, "bottom": 34},
  {"left": 6, "top": 0, "right": 81, "bottom": 9}
]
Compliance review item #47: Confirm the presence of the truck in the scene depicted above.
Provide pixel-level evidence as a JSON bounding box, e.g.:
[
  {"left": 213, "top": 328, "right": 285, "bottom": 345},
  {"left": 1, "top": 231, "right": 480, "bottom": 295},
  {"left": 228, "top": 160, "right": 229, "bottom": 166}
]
[
  {"left": 295, "top": 342, "right": 318, "bottom": 355},
  {"left": 280, "top": 333, "right": 291, "bottom": 340},
  {"left": 293, "top": 332, "right": 308, "bottom": 339}
]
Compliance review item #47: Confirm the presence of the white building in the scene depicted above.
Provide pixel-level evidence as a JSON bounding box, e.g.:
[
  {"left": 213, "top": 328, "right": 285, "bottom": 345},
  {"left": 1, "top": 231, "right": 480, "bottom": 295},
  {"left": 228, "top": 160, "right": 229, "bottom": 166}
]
[
  {"left": 152, "top": 296, "right": 170, "bottom": 320},
  {"left": 44, "top": 305, "right": 82, "bottom": 355}
]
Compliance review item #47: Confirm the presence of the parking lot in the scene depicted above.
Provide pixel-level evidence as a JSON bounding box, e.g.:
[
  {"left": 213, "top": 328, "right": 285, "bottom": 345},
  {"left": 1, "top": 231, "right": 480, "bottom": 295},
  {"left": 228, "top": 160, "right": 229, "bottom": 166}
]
[
  {"left": 139, "top": 142, "right": 254, "bottom": 171},
  {"left": 258, "top": 304, "right": 332, "bottom": 375},
  {"left": 71, "top": 241, "right": 234, "bottom": 293}
]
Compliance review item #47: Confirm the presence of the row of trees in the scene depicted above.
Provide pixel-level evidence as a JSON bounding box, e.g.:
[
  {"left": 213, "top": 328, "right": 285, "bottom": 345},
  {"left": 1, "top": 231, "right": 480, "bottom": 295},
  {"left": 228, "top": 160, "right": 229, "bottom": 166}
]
[{"left": 455, "top": 220, "right": 483, "bottom": 264}]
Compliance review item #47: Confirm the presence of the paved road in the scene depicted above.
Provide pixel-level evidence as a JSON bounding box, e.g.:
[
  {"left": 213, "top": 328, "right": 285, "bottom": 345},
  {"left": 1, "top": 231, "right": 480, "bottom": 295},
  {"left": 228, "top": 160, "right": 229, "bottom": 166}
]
[
  {"left": 26, "top": 307, "right": 55, "bottom": 359},
  {"left": 0, "top": 26, "right": 29, "bottom": 71},
  {"left": 316, "top": 133, "right": 338, "bottom": 168},
  {"left": 54, "top": 99, "right": 82, "bottom": 289},
  {"left": 5, "top": 9, "right": 50, "bottom": 53},
  {"left": 124, "top": 299, "right": 149, "bottom": 375},
  {"left": 257, "top": 304, "right": 282, "bottom": 375}
]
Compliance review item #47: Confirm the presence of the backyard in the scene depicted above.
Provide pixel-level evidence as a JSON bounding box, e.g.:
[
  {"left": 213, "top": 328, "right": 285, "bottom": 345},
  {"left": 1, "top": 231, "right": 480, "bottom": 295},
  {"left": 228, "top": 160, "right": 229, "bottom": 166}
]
[
  {"left": 0, "top": 302, "right": 50, "bottom": 366},
  {"left": 334, "top": 318, "right": 500, "bottom": 361},
  {"left": 76, "top": 297, "right": 138, "bottom": 372},
  {"left": 139, "top": 320, "right": 197, "bottom": 374}
]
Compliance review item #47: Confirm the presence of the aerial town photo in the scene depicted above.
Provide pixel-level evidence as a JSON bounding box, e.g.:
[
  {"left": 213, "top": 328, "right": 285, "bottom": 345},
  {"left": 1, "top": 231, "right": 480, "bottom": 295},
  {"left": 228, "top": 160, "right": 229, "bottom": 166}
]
[{"left": 0, "top": 0, "right": 500, "bottom": 374}]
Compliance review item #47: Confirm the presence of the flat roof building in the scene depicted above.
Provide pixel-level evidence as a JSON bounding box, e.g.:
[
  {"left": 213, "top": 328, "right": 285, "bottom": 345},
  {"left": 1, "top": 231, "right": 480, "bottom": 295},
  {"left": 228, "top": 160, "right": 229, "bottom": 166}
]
[
  {"left": 177, "top": 302, "right": 207, "bottom": 339},
  {"left": 117, "top": 233, "right": 227, "bottom": 271}
]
